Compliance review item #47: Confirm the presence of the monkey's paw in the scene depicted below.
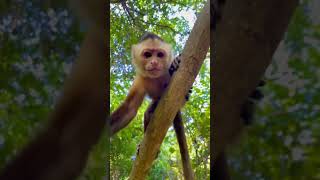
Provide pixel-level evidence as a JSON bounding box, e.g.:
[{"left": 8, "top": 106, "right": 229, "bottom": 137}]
[
  {"left": 136, "top": 143, "right": 160, "bottom": 158},
  {"left": 169, "top": 54, "right": 181, "bottom": 76},
  {"left": 185, "top": 87, "right": 193, "bottom": 101}
]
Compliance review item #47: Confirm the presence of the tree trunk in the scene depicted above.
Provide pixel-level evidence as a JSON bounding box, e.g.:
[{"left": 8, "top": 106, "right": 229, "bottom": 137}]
[
  {"left": 0, "top": 4, "right": 109, "bottom": 180},
  {"left": 212, "top": 0, "right": 299, "bottom": 164}
]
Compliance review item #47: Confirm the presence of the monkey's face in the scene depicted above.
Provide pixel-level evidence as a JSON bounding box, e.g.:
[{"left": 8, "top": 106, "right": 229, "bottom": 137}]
[
  {"left": 132, "top": 39, "right": 173, "bottom": 78},
  {"left": 141, "top": 48, "right": 168, "bottom": 77}
]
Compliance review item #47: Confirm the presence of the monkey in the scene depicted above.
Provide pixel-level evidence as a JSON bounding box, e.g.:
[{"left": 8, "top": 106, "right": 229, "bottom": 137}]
[
  {"left": 110, "top": 32, "right": 194, "bottom": 179},
  {"left": 110, "top": 32, "right": 187, "bottom": 134},
  {"left": 110, "top": 32, "right": 173, "bottom": 134}
]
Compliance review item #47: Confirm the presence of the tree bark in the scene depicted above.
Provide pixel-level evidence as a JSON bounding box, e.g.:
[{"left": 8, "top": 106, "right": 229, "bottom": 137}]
[
  {"left": 128, "top": 0, "right": 210, "bottom": 179},
  {"left": 212, "top": 0, "right": 299, "bottom": 162},
  {"left": 0, "top": 1, "right": 109, "bottom": 178}
]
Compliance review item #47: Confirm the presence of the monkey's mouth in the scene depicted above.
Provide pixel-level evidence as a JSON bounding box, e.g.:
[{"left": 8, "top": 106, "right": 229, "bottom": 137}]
[
  {"left": 146, "top": 68, "right": 161, "bottom": 72},
  {"left": 145, "top": 68, "right": 163, "bottom": 78}
]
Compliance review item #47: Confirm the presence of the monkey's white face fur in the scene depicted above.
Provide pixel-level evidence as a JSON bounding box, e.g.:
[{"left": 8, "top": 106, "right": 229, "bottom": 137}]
[{"left": 132, "top": 38, "right": 173, "bottom": 78}]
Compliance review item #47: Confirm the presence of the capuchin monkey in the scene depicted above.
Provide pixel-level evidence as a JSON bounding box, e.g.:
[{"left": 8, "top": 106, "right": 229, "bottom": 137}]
[
  {"left": 110, "top": 32, "right": 194, "bottom": 179},
  {"left": 110, "top": 32, "right": 173, "bottom": 134}
]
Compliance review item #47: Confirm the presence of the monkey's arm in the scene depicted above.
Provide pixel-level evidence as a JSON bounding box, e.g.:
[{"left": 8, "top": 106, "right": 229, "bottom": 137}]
[{"left": 110, "top": 79, "right": 146, "bottom": 135}]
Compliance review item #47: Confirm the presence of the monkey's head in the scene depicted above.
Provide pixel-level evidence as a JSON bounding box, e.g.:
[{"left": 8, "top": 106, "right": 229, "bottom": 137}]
[{"left": 132, "top": 33, "right": 173, "bottom": 78}]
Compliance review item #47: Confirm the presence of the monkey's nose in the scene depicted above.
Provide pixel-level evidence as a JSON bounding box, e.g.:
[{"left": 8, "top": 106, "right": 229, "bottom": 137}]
[{"left": 150, "top": 60, "right": 158, "bottom": 65}]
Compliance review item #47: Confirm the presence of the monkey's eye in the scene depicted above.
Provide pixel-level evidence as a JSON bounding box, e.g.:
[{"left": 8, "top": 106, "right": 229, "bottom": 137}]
[
  {"left": 157, "top": 52, "right": 164, "bottom": 58},
  {"left": 143, "top": 52, "right": 152, "bottom": 58}
]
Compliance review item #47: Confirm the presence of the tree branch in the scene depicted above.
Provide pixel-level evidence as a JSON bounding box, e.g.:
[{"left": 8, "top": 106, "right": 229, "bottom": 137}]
[
  {"left": 0, "top": 1, "right": 108, "bottom": 179},
  {"left": 212, "top": 0, "right": 299, "bottom": 160},
  {"left": 128, "top": 0, "right": 210, "bottom": 179},
  {"left": 120, "top": 1, "right": 177, "bottom": 33}
]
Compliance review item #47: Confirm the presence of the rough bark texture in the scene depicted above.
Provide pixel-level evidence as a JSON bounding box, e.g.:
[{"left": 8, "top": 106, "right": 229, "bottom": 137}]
[
  {"left": 128, "top": 0, "right": 210, "bottom": 179},
  {"left": 212, "top": 0, "right": 298, "bottom": 160},
  {"left": 0, "top": 2, "right": 108, "bottom": 179}
]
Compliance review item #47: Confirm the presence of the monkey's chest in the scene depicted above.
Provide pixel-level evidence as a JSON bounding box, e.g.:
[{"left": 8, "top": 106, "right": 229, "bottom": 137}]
[{"left": 144, "top": 79, "right": 169, "bottom": 100}]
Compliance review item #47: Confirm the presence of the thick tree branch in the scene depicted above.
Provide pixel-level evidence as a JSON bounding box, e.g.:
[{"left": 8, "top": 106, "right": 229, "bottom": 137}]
[
  {"left": 121, "top": 1, "right": 135, "bottom": 23},
  {"left": 212, "top": 0, "right": 298, "bottom": 160},
  {"left": 0, "top": 27, "right": 107, "bottom": 180},
  {"left": 129, "top": 0, "right": 210, "bottom": 179},
  {"left": 0, "top": 1, "right": 108, "bottom": 179}
]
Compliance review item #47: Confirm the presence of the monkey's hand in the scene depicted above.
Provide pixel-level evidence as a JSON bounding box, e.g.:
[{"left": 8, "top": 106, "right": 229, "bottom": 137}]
[
  {"left": 168, "top": 54, "right": 193, "bottom": 101},
  {"left": 169, "top": 54, "right": 182, "bottom": 76},
  {"left": 136, "top": 142, "right": 160, "bottom": 159},
  {"left": 240, "top": 80, "right": 265, "bottom": 125},
  {"left": 185, "top": 87, "right": 193, "bottom": 101}
]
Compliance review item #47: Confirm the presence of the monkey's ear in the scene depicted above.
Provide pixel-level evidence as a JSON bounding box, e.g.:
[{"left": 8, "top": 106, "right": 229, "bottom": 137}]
[
  {"left": 131, "top": 44, "right": 137, "bottom": 51},
  {"left": 167, "top": 44, "right": 173, "bottom": 52},
  {"left": 165, "top": 44, "right": 174, "bottom": 60},
  {"left": 131, "top": 44, "right": 137, "bottom": 59}
]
